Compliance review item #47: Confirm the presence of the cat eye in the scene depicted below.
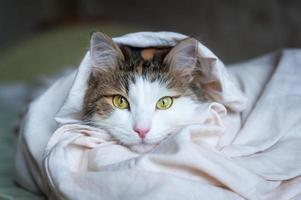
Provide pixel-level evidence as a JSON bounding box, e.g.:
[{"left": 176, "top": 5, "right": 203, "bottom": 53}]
[
  {"left": 112, "top": 95, "right": 129, "bottom": 109},
  {"left": 156, "top": 96, "right": 173, "bottom": 110}
]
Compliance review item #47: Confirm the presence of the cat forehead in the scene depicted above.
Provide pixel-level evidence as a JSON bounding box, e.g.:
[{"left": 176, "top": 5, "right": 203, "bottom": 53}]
[
  {"left": 118, "top": 46, "right": 171, "bottom": 74},
  {"left": 128, "top": 76, "right": 176, "bottom": 103},
  {"left": 120, "top": 46, "right": 171, "bottom": 61},
  {"left": 90, "top": 46, "right": 187, "bottom": 94}
]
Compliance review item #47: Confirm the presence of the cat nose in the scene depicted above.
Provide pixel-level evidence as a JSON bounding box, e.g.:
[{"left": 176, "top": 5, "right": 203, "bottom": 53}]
[{"left": 134, "top": 127, "right": 150, "bottom": 139}]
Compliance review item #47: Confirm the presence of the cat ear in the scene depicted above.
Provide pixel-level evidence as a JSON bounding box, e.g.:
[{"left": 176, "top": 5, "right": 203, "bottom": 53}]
[
  {"left": 90, "top": 32, "right": 124, "bottom": 73},
  {"left": 164, "top": 38, "right": 198, "bottom": 79},
  {"left": 166, "top": 37, "right": 247, "bottom": 112}
]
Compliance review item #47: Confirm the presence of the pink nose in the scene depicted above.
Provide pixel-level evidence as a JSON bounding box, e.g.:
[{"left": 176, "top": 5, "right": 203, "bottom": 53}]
[{"left": 134, "top": 127, "right": 150, "bottom": 139}]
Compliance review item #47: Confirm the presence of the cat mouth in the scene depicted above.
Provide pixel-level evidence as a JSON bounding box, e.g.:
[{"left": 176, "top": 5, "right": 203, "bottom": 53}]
[
  {"left": 128, "top": 142, "right": 158, "bottom": 153},
  {"left": 127, "top": 131, "right": 175, "bottom": 153}
]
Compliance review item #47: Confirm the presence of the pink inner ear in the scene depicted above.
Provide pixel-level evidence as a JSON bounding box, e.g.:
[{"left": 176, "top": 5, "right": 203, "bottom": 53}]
[
  {"left": 163, "top": 38, "right": 198, "bottom": 73},
  {"left": 90, "top": 32, "right": 124, "bottom": 73}
]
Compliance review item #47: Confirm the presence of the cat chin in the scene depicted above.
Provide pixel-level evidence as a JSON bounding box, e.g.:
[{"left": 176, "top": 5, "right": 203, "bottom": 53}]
[{"left": 129, "top": 143, "right": 157, "bottom": 154}]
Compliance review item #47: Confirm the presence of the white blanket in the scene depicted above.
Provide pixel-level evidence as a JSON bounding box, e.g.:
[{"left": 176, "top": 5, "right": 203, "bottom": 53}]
[{"left": 15, "top": 32, "right": 301, "bottom": 200}]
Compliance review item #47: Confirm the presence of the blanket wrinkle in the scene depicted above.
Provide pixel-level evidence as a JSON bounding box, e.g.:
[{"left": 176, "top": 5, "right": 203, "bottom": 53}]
[
  {"left": 222, "top": 50, "right": 301, "bottom": 157},
  {"left": 15, "top": 32, "right": 301, "bottom": 200}
]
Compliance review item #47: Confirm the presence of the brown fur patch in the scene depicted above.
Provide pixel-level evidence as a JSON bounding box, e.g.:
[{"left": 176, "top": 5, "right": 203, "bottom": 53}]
[{"left": 141, "top": 48, "right": 156, "bottom": 60}]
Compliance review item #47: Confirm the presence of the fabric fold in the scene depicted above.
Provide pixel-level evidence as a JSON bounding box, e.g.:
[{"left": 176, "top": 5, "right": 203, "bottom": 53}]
[{"left": 15, "top": 32, "right": 301, "bottom": 200}]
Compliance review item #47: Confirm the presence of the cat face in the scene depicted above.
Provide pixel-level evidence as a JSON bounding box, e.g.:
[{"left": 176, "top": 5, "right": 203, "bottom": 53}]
[{"left": 83, "top": 32, "right": 205, "bottom": 153}]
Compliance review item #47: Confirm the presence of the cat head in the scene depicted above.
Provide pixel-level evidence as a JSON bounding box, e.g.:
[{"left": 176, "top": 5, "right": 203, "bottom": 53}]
[{"left": 83, "top": 32, "right": 206, "bottom": 153}]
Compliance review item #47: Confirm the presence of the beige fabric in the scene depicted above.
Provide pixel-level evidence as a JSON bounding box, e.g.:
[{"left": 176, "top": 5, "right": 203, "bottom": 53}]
[{"left": 15, "top": 32, "right": 301, "bottom": 200}]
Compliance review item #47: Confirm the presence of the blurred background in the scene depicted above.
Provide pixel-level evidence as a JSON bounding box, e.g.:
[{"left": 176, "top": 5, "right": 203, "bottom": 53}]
[
  {"left": 1, "top": 0, "right": 301, "bottom": 83},
  {"left": 0, "top": 1, "right": 301, "bottom": 199}
]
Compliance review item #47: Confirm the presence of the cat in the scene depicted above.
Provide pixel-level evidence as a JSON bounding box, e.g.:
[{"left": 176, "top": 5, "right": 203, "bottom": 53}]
[{"left": 82, "top": 32, "right": 206, "bottom": 153}]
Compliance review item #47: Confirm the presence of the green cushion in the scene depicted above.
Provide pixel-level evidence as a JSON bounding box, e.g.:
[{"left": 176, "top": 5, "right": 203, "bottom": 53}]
[
  {"left": 0, "top": 23, "right": 137, "bottom": 83},
  {"left": 0, "top": 85, "right": 45, "bottom": 199}
]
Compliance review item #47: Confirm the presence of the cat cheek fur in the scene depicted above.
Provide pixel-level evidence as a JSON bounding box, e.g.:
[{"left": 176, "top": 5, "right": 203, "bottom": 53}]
[
  {"left": 88, "top": 77, "right": 200, "bottom": 152},
  {"left": 144, "top": 97, "right": 201, "bottom": 143},
  {"left": 91, "top": 110, "right": 142, "bottom": 145}
]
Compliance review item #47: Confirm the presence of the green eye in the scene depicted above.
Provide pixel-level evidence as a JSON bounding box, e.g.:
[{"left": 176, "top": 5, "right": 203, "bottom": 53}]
[
  {"left": 112, "top": 95, "right": 129, "bottom": 109},
  {"left": 156, "top": 96, "right": 173, "bottom": 110}
]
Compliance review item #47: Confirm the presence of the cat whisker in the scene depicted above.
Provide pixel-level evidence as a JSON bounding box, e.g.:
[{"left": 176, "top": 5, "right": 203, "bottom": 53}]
[{"left": 145, "top": 122, "right": 204, "bottom": 142}]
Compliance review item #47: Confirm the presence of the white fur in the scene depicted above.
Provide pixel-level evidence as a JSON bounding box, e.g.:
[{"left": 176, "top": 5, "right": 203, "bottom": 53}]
[{"left": 92, "top": 76, "right": 201, "bottom": 153}]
